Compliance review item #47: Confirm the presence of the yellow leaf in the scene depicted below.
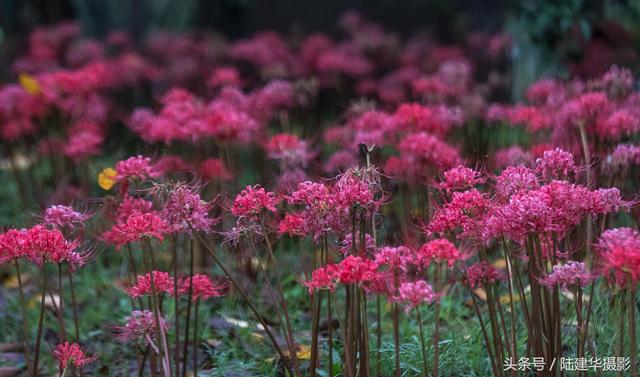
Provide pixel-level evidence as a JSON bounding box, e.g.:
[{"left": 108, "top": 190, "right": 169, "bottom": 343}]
[
  {"left": 3, "top": 275, "right": 19, "bottom": 289},
  {"left": 98, "top": 167, "right": 117, "bottom": 190},
  {"left": 499, "top": 293, "right": 521, "bottom": 305},
  {"left": 19, "top": 74, "right": 41, "bottom": 95},
  {"left": 473, "top": 288, "right": 487, "bottom": 302},
  {"left": 272, "top": 344, "right": 312, "bottom": 362},
  {"left": 296, "top": 344, "right": 311, "bottom": 360},
  {"left": 492, "top": 258, "right": 507, "bottom": 269}
]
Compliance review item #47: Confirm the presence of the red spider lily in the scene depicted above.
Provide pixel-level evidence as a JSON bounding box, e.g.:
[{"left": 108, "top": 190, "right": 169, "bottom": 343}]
[
  {"left": 115, "top": 310, "right": 170, "bottom": 342},
  {"left": 179, "top": 274, "right": 229, "bottom": 301},
  {"left": 115, "top": 155, "right": 159, "bottom": 181},
  {"left": 0, "top": 229, "right": 29, "bottom": 264},
  {"left": 199, "top": 158, "right": 232, "bottom": 182},
  {"left": 427, "top": 189, "right": 490, "bottom": 240},
  {"left": 436, "top": 165, "right": 486, "bottom": 192},
  {"left": 398, "top": 280, "right": 438, "bottom": 311},
  {"left": 417, "top": 239, "right": 463, "bottom": 268},
  {"left": 102, "top": 212, "right": 170, "bottom": 249},
  {"left": 43, "top": 205, "right": 91, "bottom": 230},
  {"left": 337, "top": 255, "right": 376, "bottom": 284},
  {"left": 23, "top": 225, "right": 88, "bottom": 269},
  {"left": 113, "top": 195, "right": 154, "bottom": 223},
  {"left": 125, "top": 271, "right": 175, "bottom": 298},
  {"left": 539, "top": 261, "right": 594, "bottom": 290},
  {"left": 264, "top": 133, "right": 314, "bottom": 168},
  {"left": 302, "top": 264, "right": 340, "bottom": 295},
  {"left": 535, "top": 148, "right": 577, "bottom": 181},
  {"left": 230, "top": 185, "right": 279, "bottom": 218},
  {"left": 596, "top": 227, "right": 640, "bottom": 287},
  {"left": 53, "top": 342, "right": 96, "bottom": 370},
  {"left": 465, "top": 262, "right": 505, "bottom": 289},
  {"left": 161, "top": 186, "right": 218, "bottom": 233}
]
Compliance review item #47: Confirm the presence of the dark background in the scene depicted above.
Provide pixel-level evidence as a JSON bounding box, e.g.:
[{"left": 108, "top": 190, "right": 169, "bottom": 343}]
[{"left": 1, "top": 0, "right": 508, "bottom": 41}]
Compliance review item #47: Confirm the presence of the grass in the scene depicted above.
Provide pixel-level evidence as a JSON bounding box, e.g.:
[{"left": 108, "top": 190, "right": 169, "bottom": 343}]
[{"left": 0, "top": 162, "right": 635, "bottom": 377}]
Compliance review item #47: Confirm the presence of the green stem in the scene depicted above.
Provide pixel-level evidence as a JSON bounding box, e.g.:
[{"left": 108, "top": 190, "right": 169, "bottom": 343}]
[
  {"left": 172, "top": 237, "right": 180, "bottom": 377},
  {"left": 32, "top": 266, "right": 48, "bottom": 377},
  {"left": 15, "top": 262, "right": 32, "bottom": 376},
  {"left": 182, "top": 239, "right": 194, "bottom": 377},
  {"left": 416, "top": 307, "right": 429, "bottom": 377},
  {"left": 628, "top": 286, "right": 637, "bottom": 377},
  {"left": 57, "top": 264, "right": 67, "bottom": 341},
  {"left": 68, "top": 272, "right": 81, "bottom": 341},
  {"left": 143, "top": 240, "right": 171, "bottom": 377},
  {"left": 189, "top": 227, "right": 293, "bottom": 376},
  {"left": 193, "top": 299, "right": 199, "bottom": 377}
]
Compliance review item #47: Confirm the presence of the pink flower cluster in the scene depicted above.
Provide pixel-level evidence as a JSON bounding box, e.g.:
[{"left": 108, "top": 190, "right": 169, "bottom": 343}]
[
  {"left": 115, "top": 310, "right": 169, "bottom": 342},
  {"left": 539, "top": 261, "right": 594, "bottom": 290},
  {"left": 0, "top": 226, "right": 86, "bottom": 269},
  {"left": 398, "top": 280, "right": 438, "bottom": 310},
  {"left": 53, "top": 342, "right": 96, "bottom": 370},
  {"left": 597, "top": 227, "right": 640, "bottom": 287},
  {"left": 125, "top": 271, "right": 175, "bottom": 298},
  {"left": 179, "top": 274, "right": 229, "bottom": 301},
  {"left": 466, "top": 262, "right": 505, "bottom": 288}
]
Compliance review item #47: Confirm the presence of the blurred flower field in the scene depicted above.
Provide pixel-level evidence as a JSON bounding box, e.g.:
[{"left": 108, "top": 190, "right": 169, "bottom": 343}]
[{"left": 1, "top": 4, "right": 640, "bottom": 377}]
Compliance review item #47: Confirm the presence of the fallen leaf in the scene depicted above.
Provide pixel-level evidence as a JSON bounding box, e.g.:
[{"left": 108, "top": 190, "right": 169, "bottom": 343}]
[
  {"left": 499, "top": 293, "right": 520, "bottom": 305},
  {"left": 18, "top": 74, "right": 40, "bottom": 95},
  {"left": 296, "top": 344, "right": 311, "bottom": 360},
  {"left": 473, "top": 288, "right": 487, "bottom": 302},
  {"left": 492, "top": 258, "right": 507, "bottom": 269},
  {"left": 98, "top": 168, "right": 117, "bottom": 190},
  {"left": 44, "top": 294, "right": 60, "bottom": 310}
]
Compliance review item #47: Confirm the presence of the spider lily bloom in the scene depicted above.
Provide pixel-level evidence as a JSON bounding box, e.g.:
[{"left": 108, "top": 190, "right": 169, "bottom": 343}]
[
  {"left": 125, "top": 271, "right": 175, "bottom": 298},
  {"left": 482, "top": 181, "right": 631, "bottom": 245},
  {"left": 113, "top": 195, "right": 154, "bottom": 223},
  {"left": 416, "top": 239, "right": 463, "bottom": 268},
  {"left": 102, "top": 212, "right": 170, "bottom": 249},
  {"left": 162, "top": 186, "right": 218, "bottom": 234},
  {"left": 466, "top": 261, "right": 505, "bottom": 289},
  {"left": 535, "top": 148, "right": 577, "bottom": 182},
  {"left": 53, "top": 342, "right": 96, "bottom": 371},
  {"left": 199, "top": 158, "right": 232, "bottom": 183},
  {"left": 302, "top": 264, "right": 340, "bottom": 295},
  {"left": 436, "top": 165, "right": 485, "bottom": 193},
  {"left": 277, "top": 214, "right": 308, "bottom": 237},
  {"left": 24, "top": 225, "right": 88, "bottom": 269},
  {"left": 494, "top": 166, "right": 539, "bottom": 201},
  {"left": 539, "top": 261, "right": 594, "bottom": 291},
  {"left": 0, "top": 228, "right": 29, "bottom": 265},
  {"left": 334, "top": 168, "right": 385, "bottom": 216},
  {"left": 336, "top": 255, "right": 376, "bottom": 285},
  {"left": 398, "top": 280, "right": 438, "bottom": 311},
  {"left": 392, "top": 132, "right": 461, "bottom": 185},
  {"left": 373, "top": 246, "right": 415, "bottom": 273},
  {"left": 427, "top": 189, "right": 490, "bottom": 240},
  {"left": 115, "top": 155, "right": 159, "bottom": 182},
  {"left": 264, "top": 133, "right": 314, "bottom": 169},
  {"left": 231, "top": 185, "right": 280, "bottom": 219},
  {"left": 43, "top": 205, "right": 91, "bottom": 230},
  {"left": 339, "top": 232, "right": 376, "bottom": 256},
  {"left": 179, "top": 274, "right": 229, "bottom": 301},
  {"left": 115, "top": 310, "right": 170, "bottom": 342},
  {"left": 596, "top": 227, "right": 640, "bottom": 288}
]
